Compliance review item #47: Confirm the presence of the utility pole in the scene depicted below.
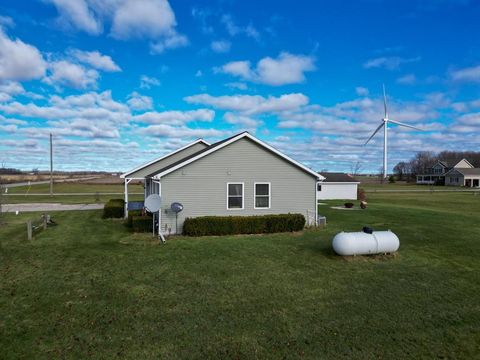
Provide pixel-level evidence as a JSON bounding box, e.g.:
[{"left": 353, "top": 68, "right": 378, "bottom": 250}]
[{"left": 50, "top": 133, "right": 53, "bottom": 196}]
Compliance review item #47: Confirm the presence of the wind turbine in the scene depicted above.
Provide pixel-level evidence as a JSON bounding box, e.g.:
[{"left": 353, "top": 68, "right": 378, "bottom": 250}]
[{"left": 365, "top": 85, "right": 423, "bottom": 179}]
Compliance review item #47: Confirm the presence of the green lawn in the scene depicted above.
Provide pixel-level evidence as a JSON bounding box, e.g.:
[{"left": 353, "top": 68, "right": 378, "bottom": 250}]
[{"left": 0, "top": 192, "right": 479, "bottom": 359}]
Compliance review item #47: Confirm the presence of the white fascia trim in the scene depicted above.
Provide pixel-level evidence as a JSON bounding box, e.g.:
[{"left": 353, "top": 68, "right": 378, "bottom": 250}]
[
  {"left": 120, "top": 139, "right": 210, "bottom": 178},
  {"left": 153, "top": 132, "right": 324, "bottom": 180},
  {"left": 320, "top": 182, "right": 361, "bottom": 185},
  {"left": 254, "top": 182, "right": 271, "bottom": 209}
]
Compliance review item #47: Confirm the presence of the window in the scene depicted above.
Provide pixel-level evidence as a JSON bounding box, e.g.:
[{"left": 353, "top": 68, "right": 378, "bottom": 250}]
[
  {"left": 254, "top": 183, "right": 271, "bottom": 209},
  {"left": 317, "top": 183, "right": 322, "bottom": 191},
  {"left": 227, "top": 183, "right": 244, "bottom": 209}
]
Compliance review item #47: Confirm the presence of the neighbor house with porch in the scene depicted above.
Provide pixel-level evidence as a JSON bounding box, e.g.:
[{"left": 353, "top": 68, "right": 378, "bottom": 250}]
[
  {"left": 416, "top": 159, "right": 479, "bottom": 187},
  {"left": 121, "top": 132, "right": 324, "bottom": 235}
]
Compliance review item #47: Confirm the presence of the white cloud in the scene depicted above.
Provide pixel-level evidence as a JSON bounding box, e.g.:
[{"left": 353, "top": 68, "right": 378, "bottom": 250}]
[
  {"left": 110, "top": 0, "right": 176, "bottom": 40},
  {"left": 355, "top": 87, "right": 369, "bottom": 96},
  {"left": 46, "top": 0, "right": 187, "bottom": 54},
  {"left": 218, "top": 52, "right": 316, "bottom": 86},
  {"left": 150, "top": 32, "right": 188, "bottom": 54},
  {"left": 211, "top": 40, "right": 231, "bottom": 53},
  {"left": 140, "top": 75, "right": 161, "bottom": 88},
  {"left": 223, "top": 112, "right": 261, "bottom": 128},
  {"left": 225, "top": 82, "right": 248, "bottom": 90},
  {"left": 48, "top": 0, "right": 102, "bottom": 34},
  {"left": 363, "top": 56, "right": 420, "bottom": 70},
  {"left": 450, "top": 65, "right": 480, "bottom": 83},
  {"left": 397, "top": 73, "right": 417, "bottom": 85},
  {"left": 221, "top": 14, "right": 260, "bottom": 41},
  {"left": 45, "top": 60, "right": 99, "bottom": 89},
  {"left": 127, "top": 92, "right": 153, "bottom": 111},
  {"left": 140, "top": 124, "right": 223, "bottom": 138},
  {"left": 184, "top": 93, "right": 309, "bottom": 115},
  {"left": 0, "top": 15, "right": 15, "bottom": 28},
  {"left": 133, "top": 109, "right": 215, "bottom": 125},
  {"left": 0, "top": 28, "right": 47, "bottom": 81},
  {"left": 70, "top": 49, "right": 121, "bottom": 72},
  {"left": 195, "top": 70, "right": 203, "bottom": 77}
]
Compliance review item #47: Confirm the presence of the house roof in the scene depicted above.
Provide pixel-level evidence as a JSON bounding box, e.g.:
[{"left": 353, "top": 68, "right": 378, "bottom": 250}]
[
  {"left": 120, "top": 139, "right": 210, "bottom": 178},
  {"left": 447, "top": 168, "right": 480, "bottom": 176},
  {"left": 148, "top": 131, "right": 324, "bottom": 180},
  {"left": 318, "top": 172, "right": 359, "bottom": 183}
]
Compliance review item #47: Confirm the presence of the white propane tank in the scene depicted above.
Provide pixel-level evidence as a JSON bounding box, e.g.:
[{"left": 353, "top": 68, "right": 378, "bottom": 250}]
[{"left": 332, "top": 230, "right": 400, "bottom": 256}]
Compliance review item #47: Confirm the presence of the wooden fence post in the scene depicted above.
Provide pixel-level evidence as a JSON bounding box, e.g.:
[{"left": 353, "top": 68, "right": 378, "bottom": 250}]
[
  {"left": 43, "top": 214, "right": 48, "bottom": 230},
  {"left": 27, "top": 220, "right": 32, "bottom": 241}
]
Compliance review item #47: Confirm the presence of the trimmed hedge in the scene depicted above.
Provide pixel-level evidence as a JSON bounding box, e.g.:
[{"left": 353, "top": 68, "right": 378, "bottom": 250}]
[
  {"left": 126, "top": 210, "right": 153, "bottom": 229},
  {"left": 102, "top": 198, "right": 124, "bottom": 219},
  {"left": 131, "top": 216, "right": 153, "bottom": 233},
  {"left": 183, "top": 213, "right": 306, "bottom": 236}
]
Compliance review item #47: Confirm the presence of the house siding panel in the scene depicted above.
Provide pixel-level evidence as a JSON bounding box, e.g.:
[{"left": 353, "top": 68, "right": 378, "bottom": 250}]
[
  {"left": 127, "top": 142, "right": 208, "bottom": 178},
  {"left": 159, "top": 138, "right": 317, "bottom": 234}
]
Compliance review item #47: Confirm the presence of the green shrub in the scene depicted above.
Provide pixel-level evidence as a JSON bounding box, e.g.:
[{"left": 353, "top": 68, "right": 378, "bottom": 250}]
[
  {"left": 102, "top": 199, "right": 125, "bottom": 219},
  {"left": 183, "top": 213, "right": 306, "bottom": 236},
  {"left": 126, "top": 210, "right": 153, "bottom": 228},
  {"left": 388, "top": 175, "right": 396, "bottom": 183},
  {"left": 131, "top": 216, "right": 153, "bottom": 233}
]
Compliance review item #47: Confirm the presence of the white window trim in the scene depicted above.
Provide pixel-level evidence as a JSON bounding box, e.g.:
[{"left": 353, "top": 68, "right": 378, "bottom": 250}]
[
  {"left": 227, "top": 182, "right": 244, "bottom": 210},
  {"left": 254, "top": 182, "right": 271, "bottom": 209}
]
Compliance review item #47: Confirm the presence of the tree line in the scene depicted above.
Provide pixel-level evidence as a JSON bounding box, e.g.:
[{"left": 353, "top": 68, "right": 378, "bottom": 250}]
[{"left": 393, "top": 151, "right": 480, "bottom": 181}]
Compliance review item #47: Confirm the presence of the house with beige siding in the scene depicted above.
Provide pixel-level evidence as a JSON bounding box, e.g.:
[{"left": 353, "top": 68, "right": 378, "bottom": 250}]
[{"left": 121, "top": 132, "right": 324, "bottom": 235}]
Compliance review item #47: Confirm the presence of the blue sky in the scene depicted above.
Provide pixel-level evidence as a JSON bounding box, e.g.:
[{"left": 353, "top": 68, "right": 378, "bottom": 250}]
[{"left": 0, "top": 0, "right": 479, "bottom": 173}]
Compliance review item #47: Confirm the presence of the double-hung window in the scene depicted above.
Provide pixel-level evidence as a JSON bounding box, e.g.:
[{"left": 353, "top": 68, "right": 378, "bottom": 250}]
[
  {"left": 227, "top": 183, "right": 244, "bottom": 209},
  {"left": 254, "top": 183, "right": 271, "bottom": 209}
]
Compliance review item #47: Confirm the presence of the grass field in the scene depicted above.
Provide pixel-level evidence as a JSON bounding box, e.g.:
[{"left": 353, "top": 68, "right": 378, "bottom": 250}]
[
  {"left": 2, "top": 182, "right": 144, "bottom": 204},
  {"left": 1, "top": 192, "right": 479, "bottom": 359}
]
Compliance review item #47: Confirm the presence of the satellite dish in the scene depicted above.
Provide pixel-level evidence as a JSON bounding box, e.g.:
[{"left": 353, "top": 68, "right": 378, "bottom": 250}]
[
  {"left": 145, "top": 194, "right": 161, "bottom": 212},
  {"left": 170, "top": 202, "right": 183, "bottom": 213}
]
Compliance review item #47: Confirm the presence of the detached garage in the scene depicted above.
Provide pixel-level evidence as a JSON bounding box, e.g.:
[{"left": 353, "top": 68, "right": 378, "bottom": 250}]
[{"left": 317, "top": 172, "right": 360, "bottom": 200}]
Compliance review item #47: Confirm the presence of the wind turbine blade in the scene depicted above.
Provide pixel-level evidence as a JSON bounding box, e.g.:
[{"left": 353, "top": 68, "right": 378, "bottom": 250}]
[
  {"left": 388, "top": 119, "right": 423, "bottom": 131},
  {"left": 364, "top": 122, "right": 384, "bottom": 145},
  {"left": 383, "top": 84, "right": 388, "bottom": 119}
]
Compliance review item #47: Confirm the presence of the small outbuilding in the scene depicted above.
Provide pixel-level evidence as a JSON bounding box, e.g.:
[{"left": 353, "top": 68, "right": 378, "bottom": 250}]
[{"left": 317, "top": 172, "right": 360, "bottom": 200}]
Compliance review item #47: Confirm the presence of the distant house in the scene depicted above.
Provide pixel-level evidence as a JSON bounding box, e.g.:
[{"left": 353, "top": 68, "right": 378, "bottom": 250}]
[
  {"left": 121, "top": 132, "right": 324, "bottom": 234},
  {"left": 417, "top": 159, "right": 480, "bottom": 187},
  {"left": 416, "top": 160, "right": 450, "bottom": 185},
  {"left": 317, "top": 172, "right": 359, "bottom": 200}
]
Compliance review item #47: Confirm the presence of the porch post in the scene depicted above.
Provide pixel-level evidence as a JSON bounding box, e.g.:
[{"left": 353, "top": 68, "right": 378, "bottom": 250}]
[{"left": 124, "top": 178, "right": 129, "bottom": 219}]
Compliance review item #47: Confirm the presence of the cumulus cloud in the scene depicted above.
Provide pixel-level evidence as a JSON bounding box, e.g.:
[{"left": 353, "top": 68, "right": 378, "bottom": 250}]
[
  {"left": 450, "top": 65, "right": 480, "bottom": 83},
  {"left": 133, "top": 109, "right": 215, "bottom": 125},
  {"left": 223, "top": 112, "right": 262, "bottom": 128},
  {"left": 45, "top": 60, "right": 99, "bottom": 89},
  {"left": 211, "top": 40, "right": 231, "bottom": 53},
  {"left": 363, "top": 56, "right": 420, "bottom": 70},
  {"left": 150, "top": 32, "right": 188, "bottom": 54},
  {"left": 221, "top": 14, "right": 260, "bottom": 41},
  {"left": 46, "top": 0, "right": 188, "bottom": 53},
  {"left": 140, "top": 75, "right": 161, "bottom": 88},
  {"left": 184, "top": 93, "right": 309, "bottom": 115},
  {"left": 127, "top": 92, "right": 153, "bottom": 111},
  {"left": 48, "top": 0, "right": 102, "bottom": 34},
  {"left": 218, "top": 52, "right": 316, "bottom": 86},
  {"left": 0, "top": 28, "right": 47, "bottom": 81},
  {"left": 70, "top": 49, "right": 121, "bottom": 72},
  {"left": 139, "top": 124, "right": 223, "bottom": 138}
]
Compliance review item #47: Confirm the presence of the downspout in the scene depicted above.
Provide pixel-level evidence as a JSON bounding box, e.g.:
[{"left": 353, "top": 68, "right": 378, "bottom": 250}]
[{"left": 152, "top": 178, "right": 165, "bottom": 243}]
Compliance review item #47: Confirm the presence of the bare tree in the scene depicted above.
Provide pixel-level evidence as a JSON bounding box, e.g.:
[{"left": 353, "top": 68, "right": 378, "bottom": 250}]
[{"left": 350, "top": 161, "right": 363, "bottom": 176}]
